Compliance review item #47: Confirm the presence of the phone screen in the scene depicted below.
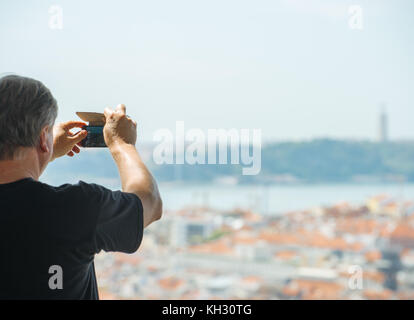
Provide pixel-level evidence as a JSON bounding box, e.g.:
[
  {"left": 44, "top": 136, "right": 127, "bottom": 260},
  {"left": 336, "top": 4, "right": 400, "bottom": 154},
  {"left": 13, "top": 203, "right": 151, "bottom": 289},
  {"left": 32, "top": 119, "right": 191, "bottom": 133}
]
[{"left": 80, "top": 126, "right": 107, "bottom": 148}]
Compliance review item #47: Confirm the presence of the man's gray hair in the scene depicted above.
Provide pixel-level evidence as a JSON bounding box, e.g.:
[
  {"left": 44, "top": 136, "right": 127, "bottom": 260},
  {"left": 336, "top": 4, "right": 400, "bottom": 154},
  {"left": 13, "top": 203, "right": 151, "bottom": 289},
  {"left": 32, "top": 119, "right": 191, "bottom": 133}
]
[{"left": 0, "top": 75, "right": 58, "bottom": 160}]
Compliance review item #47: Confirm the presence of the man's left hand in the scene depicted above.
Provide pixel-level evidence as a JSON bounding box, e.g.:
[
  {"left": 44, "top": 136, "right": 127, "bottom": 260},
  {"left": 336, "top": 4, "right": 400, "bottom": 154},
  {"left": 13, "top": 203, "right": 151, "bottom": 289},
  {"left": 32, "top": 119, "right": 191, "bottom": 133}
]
[{"left": 51, "top": 121, "right": 88, "bottom": 161}]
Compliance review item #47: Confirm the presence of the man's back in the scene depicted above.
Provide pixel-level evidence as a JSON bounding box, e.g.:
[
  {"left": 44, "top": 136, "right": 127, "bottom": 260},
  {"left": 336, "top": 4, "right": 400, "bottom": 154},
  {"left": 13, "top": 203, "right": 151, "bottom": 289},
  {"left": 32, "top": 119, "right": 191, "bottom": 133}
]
[
  {"left": 0, "top": 75, "right": 162, "bottom": 299},
  {"left": 0, "top": 178, "right": 143, "bottom": 300}
]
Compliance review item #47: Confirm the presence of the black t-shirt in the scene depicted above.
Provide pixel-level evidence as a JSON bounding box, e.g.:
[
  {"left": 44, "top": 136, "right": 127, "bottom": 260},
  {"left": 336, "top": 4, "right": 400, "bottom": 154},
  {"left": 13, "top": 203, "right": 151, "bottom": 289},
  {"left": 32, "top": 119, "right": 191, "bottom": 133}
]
[{"left": 0, "top": 178, "right": 144, "bottom": 300}]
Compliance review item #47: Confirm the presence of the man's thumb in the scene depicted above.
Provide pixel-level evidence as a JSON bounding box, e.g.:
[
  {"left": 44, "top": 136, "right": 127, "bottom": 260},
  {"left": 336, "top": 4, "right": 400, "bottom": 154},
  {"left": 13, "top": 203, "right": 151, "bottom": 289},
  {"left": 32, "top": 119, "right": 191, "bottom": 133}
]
[{"left": 70, "top": 130, "right": 88, "bottom": 143}]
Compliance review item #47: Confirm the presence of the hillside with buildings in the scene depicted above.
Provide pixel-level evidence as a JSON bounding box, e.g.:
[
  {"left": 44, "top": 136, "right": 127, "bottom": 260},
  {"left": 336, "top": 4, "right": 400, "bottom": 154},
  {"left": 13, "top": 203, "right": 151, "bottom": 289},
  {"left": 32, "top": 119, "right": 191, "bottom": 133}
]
[{"left": 95, "top": 194, "right": 414, "bottom": 300}]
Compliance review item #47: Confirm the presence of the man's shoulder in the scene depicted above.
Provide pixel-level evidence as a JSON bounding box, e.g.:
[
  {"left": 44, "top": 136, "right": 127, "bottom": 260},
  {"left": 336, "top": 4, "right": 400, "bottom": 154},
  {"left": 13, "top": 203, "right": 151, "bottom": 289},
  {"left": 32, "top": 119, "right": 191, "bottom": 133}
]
[
  {"left": 0, "top": 180, "right": 110, "bottom": 246},
  {"left": 36, "top": 180, "right": 109, "bottom": 198},
  {"left": 30, "top": 180, "right": 115, "bottom": 217}
]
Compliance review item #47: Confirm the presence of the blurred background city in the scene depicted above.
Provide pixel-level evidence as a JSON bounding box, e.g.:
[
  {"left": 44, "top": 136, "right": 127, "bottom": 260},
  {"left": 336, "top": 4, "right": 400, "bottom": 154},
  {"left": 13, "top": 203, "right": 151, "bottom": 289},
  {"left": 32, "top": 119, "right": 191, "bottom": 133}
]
[{"left": 1, "top": 0, "right": 414, "bottom": 299}]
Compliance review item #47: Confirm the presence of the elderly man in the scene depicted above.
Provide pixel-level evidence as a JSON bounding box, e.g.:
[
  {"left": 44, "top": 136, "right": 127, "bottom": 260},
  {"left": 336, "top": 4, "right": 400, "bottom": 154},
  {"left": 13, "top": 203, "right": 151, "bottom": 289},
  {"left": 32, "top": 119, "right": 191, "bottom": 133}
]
[{"left": 0, "top": 75, "right": 162, "bottom": 299}]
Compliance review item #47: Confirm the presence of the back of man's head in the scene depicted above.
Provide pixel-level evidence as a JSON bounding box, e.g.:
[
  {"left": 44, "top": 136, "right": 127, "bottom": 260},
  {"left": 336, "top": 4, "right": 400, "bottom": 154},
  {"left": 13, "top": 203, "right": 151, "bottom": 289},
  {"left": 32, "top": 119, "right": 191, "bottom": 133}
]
[{"left": 0, "top": 75, "right": 58, "bottom": 160}]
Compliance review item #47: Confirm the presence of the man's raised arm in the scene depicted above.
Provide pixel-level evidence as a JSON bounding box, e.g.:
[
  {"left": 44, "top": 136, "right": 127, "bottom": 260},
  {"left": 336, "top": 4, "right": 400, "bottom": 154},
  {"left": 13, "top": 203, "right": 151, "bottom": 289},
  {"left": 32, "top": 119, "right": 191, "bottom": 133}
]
[{"left": 104, "top": 104, "right": 162, "bottom": 228}]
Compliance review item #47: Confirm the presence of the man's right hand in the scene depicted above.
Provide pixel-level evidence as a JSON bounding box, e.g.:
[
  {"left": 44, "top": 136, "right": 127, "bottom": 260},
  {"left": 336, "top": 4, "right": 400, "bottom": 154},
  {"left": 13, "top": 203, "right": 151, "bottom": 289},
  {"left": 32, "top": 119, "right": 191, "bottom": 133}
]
[{"left": 103, "top": 104, "right": 137, "bottom": 149}]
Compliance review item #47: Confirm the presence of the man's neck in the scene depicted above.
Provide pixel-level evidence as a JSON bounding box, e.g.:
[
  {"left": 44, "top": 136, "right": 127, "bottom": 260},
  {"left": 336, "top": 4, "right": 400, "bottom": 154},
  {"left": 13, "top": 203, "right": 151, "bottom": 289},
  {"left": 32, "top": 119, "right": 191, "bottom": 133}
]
[{"left": 0, "top": 148, "right": 41, "bottom": 184}]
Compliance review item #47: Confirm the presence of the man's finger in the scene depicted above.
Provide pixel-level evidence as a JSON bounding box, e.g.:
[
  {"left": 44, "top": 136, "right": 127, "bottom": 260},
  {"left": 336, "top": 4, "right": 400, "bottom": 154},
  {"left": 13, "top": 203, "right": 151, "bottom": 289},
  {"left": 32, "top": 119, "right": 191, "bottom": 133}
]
[
  {"left": 67, "top": 151, "right": 74, "bottom": 157},
  {"left": 62, "top": 121, "right": 87, "bottom": 130},
  {"left": 69, "top": 130, "right": 88, "bottom": 144},
  {"left": 104, "top": 107, "right": 113, "bottom": 120},
  {"left": 72, "top": 145, "right": 81, "bottom": 154},
  {"left": 115, "top": 104, "right": 126, "bottom": 115}
]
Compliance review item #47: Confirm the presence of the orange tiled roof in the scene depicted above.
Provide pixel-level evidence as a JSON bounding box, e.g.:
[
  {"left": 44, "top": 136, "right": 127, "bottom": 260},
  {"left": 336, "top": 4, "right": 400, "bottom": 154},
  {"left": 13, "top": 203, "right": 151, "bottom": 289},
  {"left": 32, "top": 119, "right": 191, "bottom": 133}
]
[
  {"left": 365, "top": 250, "right": 382, "bottom": 263},
  {"left": 243, "top": 212, "right": 262, "bottom": 222},
  {"left": 158, "top": 277, "right": 185, "bottom": 291},
  {"left": 283, "top": 279, "right": 345, "bottom": 300},
  {"left": 275, "top": 251, "right": 297, "bottom": 260},
  {"left": 99, "top": 289, "right": 118, "bottom": 300},
  {"left": 390, "top": 224, "right": 414, "bottom": 240},
  {"left": 363, "top": 271, "right": 385, "bottom": 283},
  {"left": 231, "top": 234, "right": 259, "bottom": 245},
  {"left": 179, "top": 290, "right": 201, "bottom": 300},
  {"left": 397, "top": 292, "right": 414, "bottom": 300},
  {"left": 189, "top": 239, "right": 235, "bottom": 255},
  {"left": 363, "top": 289, "right": 392, "bottom": 300},
  {"left": 259, "top": 230, "right": 362, "bottom": 251},
  {"left": 242, "top": 276, "right": 262, "bottom": 284},
  {"left": 114, "top": 253, "right": 141, "bottom": 265},
  {"left": 336, "top": 218, "right": 381, "bottom": 235}
]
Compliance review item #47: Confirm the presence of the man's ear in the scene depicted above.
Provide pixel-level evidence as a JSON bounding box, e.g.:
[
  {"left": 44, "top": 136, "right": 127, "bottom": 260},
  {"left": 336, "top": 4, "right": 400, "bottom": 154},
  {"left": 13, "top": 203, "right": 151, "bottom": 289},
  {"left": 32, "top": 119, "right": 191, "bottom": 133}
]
[{"left": 39, "top": 126, "right": 52, "bottom": 154}]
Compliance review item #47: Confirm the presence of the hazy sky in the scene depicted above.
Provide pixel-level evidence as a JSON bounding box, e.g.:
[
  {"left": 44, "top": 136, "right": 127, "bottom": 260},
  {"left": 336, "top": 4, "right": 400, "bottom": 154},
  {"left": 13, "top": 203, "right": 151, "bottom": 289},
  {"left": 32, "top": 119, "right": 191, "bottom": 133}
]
[{"left": 1, "top": 0, "right": 413, "bottom": 142}]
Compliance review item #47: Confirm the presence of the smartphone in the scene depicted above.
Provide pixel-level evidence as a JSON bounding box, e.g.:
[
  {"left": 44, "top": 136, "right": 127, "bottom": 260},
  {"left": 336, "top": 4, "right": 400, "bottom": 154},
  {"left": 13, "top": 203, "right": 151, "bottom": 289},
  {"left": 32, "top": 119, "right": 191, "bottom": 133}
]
[{"left": 80, "top": 125, "right": 107, "bottom": 148}]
